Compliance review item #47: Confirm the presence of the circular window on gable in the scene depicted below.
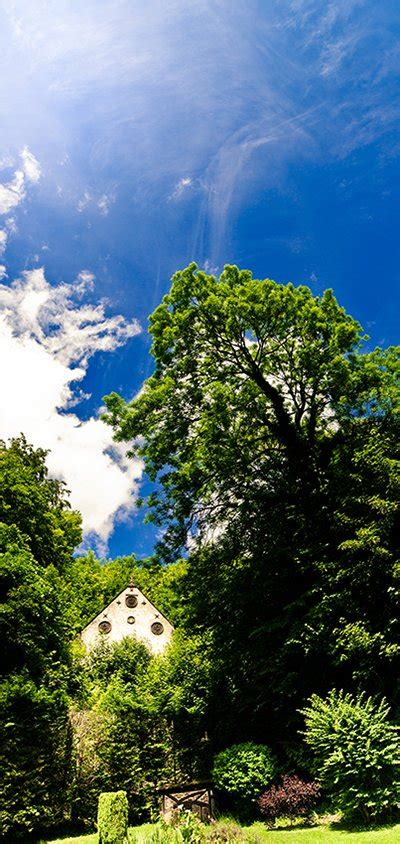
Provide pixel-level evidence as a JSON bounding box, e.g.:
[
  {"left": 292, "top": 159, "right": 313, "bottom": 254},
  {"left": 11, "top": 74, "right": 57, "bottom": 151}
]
[
  {"left": 98, "top": 620, "right": 112, "bottom": 634},
  {"left": 151, "top": 621, "right": 164, "bottom": 636},
  {"left": 127, "top": 616, "right": 135, "bottom": 624},
  {"left": 125, "top": 594, "right": 138, "bottom": 608}
]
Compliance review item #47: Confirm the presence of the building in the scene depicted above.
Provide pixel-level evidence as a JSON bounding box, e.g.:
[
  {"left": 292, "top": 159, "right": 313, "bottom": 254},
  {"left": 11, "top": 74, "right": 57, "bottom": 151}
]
[
  {"left": 80, "top": 580, "right": 174, "bottom": 655},
  {"left": 158, "top": 782, "right": 215, "bottom": 823}
]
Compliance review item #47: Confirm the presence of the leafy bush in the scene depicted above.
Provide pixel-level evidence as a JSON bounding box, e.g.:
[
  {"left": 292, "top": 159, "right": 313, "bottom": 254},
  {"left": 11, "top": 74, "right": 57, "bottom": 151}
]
[
  {"left": 205, "top": 820, "right": 258, "bottom": 841},
  {"left": 173, "top": 810, "right": 206, "bottom": 842},
  {"left": 149, "top": 821, "right": 183, "bottom": 843},
  {"left": 212, "top": 742, "right": 277, "bottom": 801},
  {"left": 258, "top": 775, "right": 320, "bottom": 821},
  {"left": 98, "top": 791, "right": 129, "bottom": 843},
  {"left": 301, "top": 689, "right": 400, "bottom": 822}
]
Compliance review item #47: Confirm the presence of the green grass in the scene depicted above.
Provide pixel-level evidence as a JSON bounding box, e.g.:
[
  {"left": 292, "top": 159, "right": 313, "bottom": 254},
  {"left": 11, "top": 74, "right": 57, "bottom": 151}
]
[
  {"left": 244, "top": 822, "right": 400, "bottom": 842},
  {"left": 45, "top": 836, "right": 98, "bottom": 844},
  {"left": 45, "top": 822, "right": 400, "bottom": 844}
]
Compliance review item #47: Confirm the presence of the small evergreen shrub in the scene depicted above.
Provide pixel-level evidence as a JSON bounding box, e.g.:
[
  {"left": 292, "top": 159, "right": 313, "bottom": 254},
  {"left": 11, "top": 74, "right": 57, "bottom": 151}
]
[
  {"left": 98, "top": 791, "right": 129, "bottom": 843},
  {"left": 301, "top": 689, "right": 400, "bottom": 822},
  {"left": 258, "top": 775, "right": 320, "bottom": 821},
  {"left": 212, "top": 742, "right": 277, "bottom": 801}
]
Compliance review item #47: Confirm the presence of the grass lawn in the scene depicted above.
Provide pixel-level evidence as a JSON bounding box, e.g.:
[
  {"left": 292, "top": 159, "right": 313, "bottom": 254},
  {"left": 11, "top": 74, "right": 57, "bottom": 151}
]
[
  {"left": 45, "top": 821, "right": 400, "bottom": 843},
  {"left": 244, "top": 822, "right": 400, "bottom": 842}
]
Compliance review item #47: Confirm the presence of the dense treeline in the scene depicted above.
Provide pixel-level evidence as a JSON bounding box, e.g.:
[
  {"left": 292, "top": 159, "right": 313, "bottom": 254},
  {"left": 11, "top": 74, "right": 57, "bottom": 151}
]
[
  {"left": 0, "top": 265, "right": 399, "bottom": 838},
  {"left": 0, "top": 438, "right": 210, "bottom": 838}
]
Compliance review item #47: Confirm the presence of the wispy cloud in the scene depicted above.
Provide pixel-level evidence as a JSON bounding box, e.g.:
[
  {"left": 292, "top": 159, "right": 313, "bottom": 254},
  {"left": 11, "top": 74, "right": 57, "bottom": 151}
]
[
  {"left": 1, "top": 2, "right": 399, "bottom": 271},
  {"left": 0, "top": 169, "right": 25, "bottom": 214},
  {"left": 21, "top": 146, "right": 41, "bottom": 182},
  {"left": 0, "top": 230, "right": 7, "bottom": 255},
  {"left": 170, "top": 177, "right": 193, "bottom": 201},
  {"left": 97, "top": 193, "right": 115, "bottom": 216},
  {"left": 0, "top": 268, "right": 142, "bottom": 546},
  {"left": 0, "top": 147, "right": 40, "bottom": 215},
  {"left": 76, "top": 189, "right": 115, "bottom": 216}
]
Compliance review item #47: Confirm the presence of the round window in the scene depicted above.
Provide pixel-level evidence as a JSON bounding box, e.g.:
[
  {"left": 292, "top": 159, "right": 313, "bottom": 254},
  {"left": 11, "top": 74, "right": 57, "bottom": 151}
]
[
  {"left": 127, "top": 616, "right": 135, "bottom": 624},
  {"left": 125, "top": 594, "right": 138, "bottom": 608},
  {"left": 151, "top": 621, "right": 164, "bottom": 636},
  {"left": 98, "top": 620, "right": 111, "bottom": 634}
]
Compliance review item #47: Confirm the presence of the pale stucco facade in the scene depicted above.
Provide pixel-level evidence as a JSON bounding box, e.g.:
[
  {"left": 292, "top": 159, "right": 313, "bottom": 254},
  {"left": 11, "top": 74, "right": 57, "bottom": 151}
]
[{"left": 80, "top": 582, "right": 174, "bottom": 655}]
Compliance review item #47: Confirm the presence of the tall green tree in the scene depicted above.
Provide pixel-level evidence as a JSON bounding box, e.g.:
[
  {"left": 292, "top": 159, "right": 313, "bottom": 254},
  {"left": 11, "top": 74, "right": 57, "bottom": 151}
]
[
  {"left": 0, "top": 438, "right": 82, "bottom": 838},
  {"left": 104, "top": 264, "right": 400, "bottom": 746},
  {"left": 0, "top": 436, "right": 81, "bottom": 570}
]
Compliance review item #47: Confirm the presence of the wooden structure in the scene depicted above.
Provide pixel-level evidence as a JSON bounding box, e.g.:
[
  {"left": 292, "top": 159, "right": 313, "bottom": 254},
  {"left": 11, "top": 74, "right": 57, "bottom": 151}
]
[{"left": 158, "top": 781, "right": 215, "bottom": 823}]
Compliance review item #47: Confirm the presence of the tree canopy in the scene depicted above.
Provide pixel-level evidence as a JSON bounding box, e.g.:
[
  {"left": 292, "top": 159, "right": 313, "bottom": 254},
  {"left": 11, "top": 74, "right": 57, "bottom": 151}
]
[{"left": 105, "top": 263, "right": 400, "bottom": 742}]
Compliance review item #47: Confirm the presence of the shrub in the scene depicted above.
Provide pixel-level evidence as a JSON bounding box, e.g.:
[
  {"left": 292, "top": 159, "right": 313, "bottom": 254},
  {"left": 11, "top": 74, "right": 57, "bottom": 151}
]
[
  {"left": 174, "top": 810, "right": 206, "bottom": 842},
  {"left": 98, "top": 791, "right": 129, "bottom": 843},
  {"left": 149, "top": 821, "right": 183, "bottom": 843},
  {"left": 212, "top": 742, "right": 277, "bottom": 801},
  {"left": 205, "top": 820, "right": 259, "bottom": 842},
  {"left": 300, "top": 689, "right": 400, "bottom": 822},
  {"left": 258, "top": 775, "right": 320, "bottom": 821}
]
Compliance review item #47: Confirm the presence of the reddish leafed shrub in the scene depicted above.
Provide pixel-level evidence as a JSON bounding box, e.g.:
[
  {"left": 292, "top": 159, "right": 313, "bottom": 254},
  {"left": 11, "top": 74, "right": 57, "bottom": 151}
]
[{"left": 258, "top": 775, "right": 320, "bottom": 820}]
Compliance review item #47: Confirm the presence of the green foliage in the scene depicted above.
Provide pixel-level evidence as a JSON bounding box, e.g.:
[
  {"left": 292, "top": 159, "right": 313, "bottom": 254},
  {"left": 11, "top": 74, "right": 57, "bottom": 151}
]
[
  {"left": 64, "top": 551, "right": 186, "bottom": 635},
  {"left": 205, "top": 821, "right": 257, "bottom": 842},
  {"left": 158, "top": 810, "right": 207, "bottom": 843},
  {"left": 0, "top": 674, "right": 71, "bottom": 839},
  {"left": 139, "top": 631, "right": 216, "bottom": 779},
  {"left": 0, "top": 531, "right": 70, "bottom": 681},
  {"left": 103, "top": 263, "right": 365, "bottom": 560},
  {"left": 0, "top": 440, "right": 77, "bottom": 838},
  {"left": 176, "top": 811, "right": 206, "bottom": 843},
  {"left": 104, "top": 263, "right": 400, "bottom": 749},
  {"left": 212, "top": 743, "right": 277, "bottom": 800},
  {"left": 301, "top": 689, "right": 400, "bottom": 822},
  {"left": 0, "top": 436, "right": 81, "bottom": 570},
  {"left": 136, "top": 818, "right": 261, "bottom": 844},
  {"left": 148, "top": 820, "right": 183, "bottom": 843},
  {"left": 71, "top": 629, "right": 218, "bottom": 828},
  {"left": 97, "top": 791, "right": 129, "bottom": 844},
  {"left": 71, "top": 638, "right": 161, "bottom": 827}
]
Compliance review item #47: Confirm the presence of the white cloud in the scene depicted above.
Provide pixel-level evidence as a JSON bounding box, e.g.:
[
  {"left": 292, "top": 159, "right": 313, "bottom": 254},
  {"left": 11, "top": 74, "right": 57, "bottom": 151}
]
[
  {"left": 0, "top": 148, "right": 41, "bottom": 216},
  {"left": 0, "top": 268, "right": 142, "bottom": 546},
  {"left": 77, "top": 190, "right": 115, "bottom": 216},
  {"left": 0, "top": 265, "right": 7, "bottom": 280},
  {"left": 5, "top": 217, "right": 17, "bottom": 234},
  {"left": 0, "top": 169, "right": 25, "bottom": 214},
  {"left": 170, "top": 177, "right": 193, "bottom": 200},
  {"left": 97, "top": 193, "right": 114, "bottom": 216},
  {"left": 77, "top": 190, "right": 91, "bottom": 212},
  {"left": 0, "top": 230, "right": 7, "bottom": 255},
  {"left": 0, "top": 155, "right": 14, "bottom": 170},
  {"left": 21, "top": 146, "right": 41, "bottom": 182}
]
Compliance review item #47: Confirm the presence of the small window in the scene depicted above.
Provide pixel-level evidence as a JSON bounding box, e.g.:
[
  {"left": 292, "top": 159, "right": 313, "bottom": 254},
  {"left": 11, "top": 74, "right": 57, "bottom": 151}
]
[
  {"left": 125, "top": 594, "right": 138, "bottom": 608},
  {"left": 98, "top": 620, "right": 111, "bottom": 634},
  {"left": 151, "top": 621, "right": 164, "bottom": 636},
  {"left": 127, "top": 616, "right": 135, "bottom": 625}
]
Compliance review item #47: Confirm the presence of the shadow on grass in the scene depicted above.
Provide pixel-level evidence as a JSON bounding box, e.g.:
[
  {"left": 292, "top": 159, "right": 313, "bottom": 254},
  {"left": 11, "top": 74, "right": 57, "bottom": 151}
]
[{"left": 329, "top": 815, "right": 400, "bottom": 834}]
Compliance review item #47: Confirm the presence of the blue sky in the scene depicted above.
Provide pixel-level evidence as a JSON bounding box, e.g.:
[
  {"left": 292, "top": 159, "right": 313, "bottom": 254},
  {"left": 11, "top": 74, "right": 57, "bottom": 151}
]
[{"left": 0, "top": 0, "right": 399, "bottom": 558}]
